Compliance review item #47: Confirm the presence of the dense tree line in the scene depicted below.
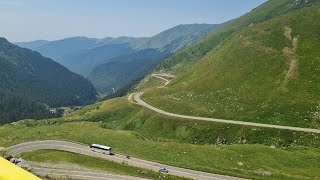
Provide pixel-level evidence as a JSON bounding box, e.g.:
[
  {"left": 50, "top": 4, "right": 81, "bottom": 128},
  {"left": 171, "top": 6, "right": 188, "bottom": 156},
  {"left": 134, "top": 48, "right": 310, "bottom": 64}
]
[
  {"left": 0, "top": 91, "right": 55, "bottom": 124},
  {"left": 0, "top": 37, "right": 97, "bottom": 123}
]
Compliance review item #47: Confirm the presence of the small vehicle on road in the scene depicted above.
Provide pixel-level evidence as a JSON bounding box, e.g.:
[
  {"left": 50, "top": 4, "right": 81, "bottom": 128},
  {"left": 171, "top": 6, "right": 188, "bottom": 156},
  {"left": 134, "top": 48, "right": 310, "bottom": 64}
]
[
  {"left": 159, "top": 167, "right": 169, "bottom": 173},
  {"left": 90, "top": 144, "right": 113, "bottom": 155}
]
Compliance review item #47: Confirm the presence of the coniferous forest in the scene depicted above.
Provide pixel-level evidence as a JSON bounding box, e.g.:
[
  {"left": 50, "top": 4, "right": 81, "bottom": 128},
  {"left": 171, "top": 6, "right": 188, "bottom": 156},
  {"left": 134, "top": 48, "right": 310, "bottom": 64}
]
[{"left": 0, "top": 37, "right": 97, "bottom": 123}]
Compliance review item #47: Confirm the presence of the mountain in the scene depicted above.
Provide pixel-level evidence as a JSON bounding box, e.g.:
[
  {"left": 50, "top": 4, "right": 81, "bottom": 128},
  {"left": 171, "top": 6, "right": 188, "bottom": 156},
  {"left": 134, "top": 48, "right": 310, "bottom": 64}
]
[
  {"left": 16, "top": 24, "right": 223, "bottom": 75},
  {"left": 139, "top": 0, "right": 320, "bottom": 128},
  {"left": 0, "top": 37, "right": 97, "bottom": 123},
  {"left": 88, "top": 24, "right": 225, "bottom": 94},
  {"left": 144, "top": 24, "right": 225, "bottom": 52},
  {"left": 61, "top": 43, "right": 134, "bottom": 76},
  {"left": 17, "top": 37, "right": 99, "bottom": 66},
  {"left": 16, "top": 40, "right": 49, "bottom": 49},
  {"left": 88, "top": 49, "right": 168, "bottom": 94},
  {"left": 157, "top": 0, "right": 320, "bottom": 70},
  {"left": 3, "top": 1, "right": 320, "bottom": 179}
]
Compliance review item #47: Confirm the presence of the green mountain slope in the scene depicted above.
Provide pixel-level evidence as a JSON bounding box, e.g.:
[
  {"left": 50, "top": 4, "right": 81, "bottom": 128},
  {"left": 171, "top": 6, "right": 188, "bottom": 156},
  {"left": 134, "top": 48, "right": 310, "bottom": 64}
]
[
  {"left": 140, "top": 1, "right": 320, "bottom": 129},
  {"left": 158, "top": 0, "right": 320, "bottom": 70},
  {"left": 0, "top": 38, "right": 97, "bottom": 123}
]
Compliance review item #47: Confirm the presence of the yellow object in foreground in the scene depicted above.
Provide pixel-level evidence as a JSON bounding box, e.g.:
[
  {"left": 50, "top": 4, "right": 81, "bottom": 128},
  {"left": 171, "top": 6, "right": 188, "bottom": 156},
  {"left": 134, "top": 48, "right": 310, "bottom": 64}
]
[{"left": 0, "top": 157, "right": 41, "bottom": 180}]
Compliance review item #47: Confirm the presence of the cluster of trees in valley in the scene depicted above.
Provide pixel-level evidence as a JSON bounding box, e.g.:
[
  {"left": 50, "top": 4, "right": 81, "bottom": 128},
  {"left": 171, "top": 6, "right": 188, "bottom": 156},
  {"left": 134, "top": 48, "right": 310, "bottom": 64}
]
[{"left": 0, "top": 37, "right": 97, "bottom": 123}]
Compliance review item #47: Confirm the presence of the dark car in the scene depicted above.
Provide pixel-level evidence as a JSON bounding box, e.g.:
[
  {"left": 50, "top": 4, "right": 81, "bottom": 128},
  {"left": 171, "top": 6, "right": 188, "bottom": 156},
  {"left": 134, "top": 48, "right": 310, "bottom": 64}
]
[{"left": 159, "top": 167, "right": 169, "bottom": 173}]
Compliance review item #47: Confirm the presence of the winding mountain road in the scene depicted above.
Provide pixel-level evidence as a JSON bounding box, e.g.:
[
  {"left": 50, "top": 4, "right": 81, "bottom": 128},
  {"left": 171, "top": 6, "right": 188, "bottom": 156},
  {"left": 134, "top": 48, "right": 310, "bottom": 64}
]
[
  {"left": 130, "top": 74, "right": 320, "bottom": 134},
  {"left": 7, "top": 140, "right": 242, "bottom": 180},
  {"left": 152, "top": 73, "right": 173, "bottom": 88}
]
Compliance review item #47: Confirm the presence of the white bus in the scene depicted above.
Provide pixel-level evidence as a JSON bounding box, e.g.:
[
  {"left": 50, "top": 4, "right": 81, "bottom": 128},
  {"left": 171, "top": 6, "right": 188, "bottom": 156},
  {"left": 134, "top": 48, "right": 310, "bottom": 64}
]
[{"left": 90, "top": 144, "right": 113, "bottom": 155}]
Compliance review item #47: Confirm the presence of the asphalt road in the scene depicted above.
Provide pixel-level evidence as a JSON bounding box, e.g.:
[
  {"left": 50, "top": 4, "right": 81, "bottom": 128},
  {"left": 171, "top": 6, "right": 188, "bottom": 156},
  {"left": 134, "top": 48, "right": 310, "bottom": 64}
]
[
  {"left": 131, "top": 74, "right": 320, "bottom": 134},
  {"left": 8, "top": 140, "right": 243, "bottom": 180}
]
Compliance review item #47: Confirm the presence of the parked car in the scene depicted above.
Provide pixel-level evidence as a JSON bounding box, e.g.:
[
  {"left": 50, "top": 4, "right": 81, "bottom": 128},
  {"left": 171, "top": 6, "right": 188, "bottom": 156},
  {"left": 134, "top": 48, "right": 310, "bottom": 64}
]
[{"left": 159, "top": 167, "right": 169, "bottom": 173}]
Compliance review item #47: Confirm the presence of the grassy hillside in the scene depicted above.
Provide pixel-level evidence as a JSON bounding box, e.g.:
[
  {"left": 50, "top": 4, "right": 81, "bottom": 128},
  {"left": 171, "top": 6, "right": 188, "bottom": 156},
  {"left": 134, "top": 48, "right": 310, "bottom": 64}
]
[
  {"left": 0, "top": 96, "right": 320, "bottom": 179},
  {"left": 158, "top": 0, "right": 320, "bottom": 71},
  {"left": 63, "top": 96, "right": 320, "bottom": 148},
  {"left": 142, "top": 5, "right": 320, "bottom": 128}
]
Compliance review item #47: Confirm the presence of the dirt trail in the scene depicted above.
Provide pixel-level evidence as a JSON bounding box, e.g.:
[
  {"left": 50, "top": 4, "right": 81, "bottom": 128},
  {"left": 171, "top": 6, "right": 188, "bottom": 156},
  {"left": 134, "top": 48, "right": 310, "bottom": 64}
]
[
  {"left": 152, "top": 74, "right": 172, "bottom": 88},
  {"left": 282, "top": 26, "right": 299, "bottom": 87}
]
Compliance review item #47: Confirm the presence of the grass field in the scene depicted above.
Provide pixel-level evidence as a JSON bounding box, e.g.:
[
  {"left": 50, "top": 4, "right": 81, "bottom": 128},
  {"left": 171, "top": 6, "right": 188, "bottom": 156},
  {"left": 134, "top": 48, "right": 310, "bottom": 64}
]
[
  {"left": 21, "top": 150, "right": 186, "bottom": 180},
  {"left": 1, "top": 120, "right": 320, "bottom": 179},
  {"left": 60, "top": 95, "right": 320, "bottom": 148}
]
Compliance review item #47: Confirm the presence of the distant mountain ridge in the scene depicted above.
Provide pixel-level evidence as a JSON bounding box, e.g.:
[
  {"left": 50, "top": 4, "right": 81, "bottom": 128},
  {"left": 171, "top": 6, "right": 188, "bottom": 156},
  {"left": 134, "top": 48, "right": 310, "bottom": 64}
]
[
  {"left": 16, "top": 24, "right": 223, "bottom": 74},
  {"left": 17, "top": 23, "right": 223, "bottom": 52},
  {"left": 16, "top": 23, "right": 224, "bottom": 94},
  {"left": 0, "top": 37, "right": 97, "bottom": 123},
  {"left": 88, "top": 49, "right": 169, "bottom": 94}
]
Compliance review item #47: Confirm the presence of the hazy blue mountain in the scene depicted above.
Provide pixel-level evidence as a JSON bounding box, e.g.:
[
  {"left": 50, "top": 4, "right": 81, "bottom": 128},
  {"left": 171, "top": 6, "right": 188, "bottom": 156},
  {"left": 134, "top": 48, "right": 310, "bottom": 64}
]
[
  {"left": 88, "top": 49, "right": 168, "bottom": 94},
  {"left": 62, "top": 43, "right": 134, "bottom": 76},
  {"left": 0, "top": 37, "right": 97, "bottom": 123},
  {"left": 17, "top": 37, "right": 136, "bottom": 75},
  {"left": 16, "top": 23, "right": 225, "bottom": 94},
  {"left": 140, "top": 24, "right": 224, "bottom": 51},
  {"left": 16, "top": 24, "right": 222, "bottom": 75},
  {"left": 30, "top": 37, "right": 99, "bottom": 65},
  {"left": 16, "top": 40, "right": 50, "bottom": 49}
]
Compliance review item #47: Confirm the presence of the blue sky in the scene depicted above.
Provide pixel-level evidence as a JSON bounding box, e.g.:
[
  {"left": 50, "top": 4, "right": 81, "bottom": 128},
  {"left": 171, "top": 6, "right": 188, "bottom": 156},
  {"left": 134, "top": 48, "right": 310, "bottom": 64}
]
[{"left": 0, "top": 0, "right": 266, "bottom": 42}]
